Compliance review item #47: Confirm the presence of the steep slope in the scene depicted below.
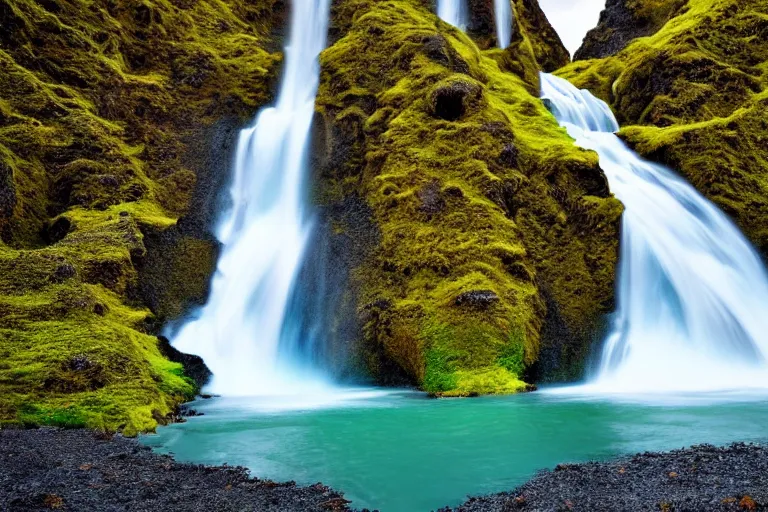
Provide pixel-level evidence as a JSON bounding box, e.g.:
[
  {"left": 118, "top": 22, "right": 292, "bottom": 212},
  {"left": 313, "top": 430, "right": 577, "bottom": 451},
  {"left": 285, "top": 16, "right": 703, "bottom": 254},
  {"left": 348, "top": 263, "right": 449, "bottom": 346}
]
[
  {"left": 0, "top": 0, "right": 282, "bottom": 433},
  {"left": 560, "top": 0, "right": 768, "bottom": 255},
  {"left": 314, "top": 0, "right": 620, "bottom": 394}
]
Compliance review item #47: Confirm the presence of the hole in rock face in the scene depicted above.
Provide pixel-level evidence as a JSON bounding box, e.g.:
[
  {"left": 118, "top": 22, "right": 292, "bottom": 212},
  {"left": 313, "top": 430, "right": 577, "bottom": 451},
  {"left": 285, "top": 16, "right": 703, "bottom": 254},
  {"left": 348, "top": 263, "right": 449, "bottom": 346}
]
[
  {"left": 433, "top": 88, "right": 466, "bottom": 121},
  {"left": 430, "top": 81, "right": 480, "bottom": 121},
  {"left": 44, "top": 217, "right": 72, "bottom": 245}
]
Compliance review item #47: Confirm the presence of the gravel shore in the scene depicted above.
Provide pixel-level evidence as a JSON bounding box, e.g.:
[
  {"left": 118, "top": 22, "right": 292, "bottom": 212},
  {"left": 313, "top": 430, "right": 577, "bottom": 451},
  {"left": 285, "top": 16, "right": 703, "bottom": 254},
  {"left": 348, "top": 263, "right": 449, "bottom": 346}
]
[
  {"left": 0, "top": 428, "right": 353, "bottom": 511},
  {"left": 442, "top": 443, "right": 768, "bottom": 512},
  {"left": 2, "top": 429, "right": 766, "bottom": 511}
]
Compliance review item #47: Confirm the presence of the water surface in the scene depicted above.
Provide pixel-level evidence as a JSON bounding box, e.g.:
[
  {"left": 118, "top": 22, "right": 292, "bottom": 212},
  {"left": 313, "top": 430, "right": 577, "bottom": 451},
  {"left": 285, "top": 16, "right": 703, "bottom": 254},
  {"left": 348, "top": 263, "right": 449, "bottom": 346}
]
[{"left": 142, "top": 389, "right": 768, "bottom": 511}]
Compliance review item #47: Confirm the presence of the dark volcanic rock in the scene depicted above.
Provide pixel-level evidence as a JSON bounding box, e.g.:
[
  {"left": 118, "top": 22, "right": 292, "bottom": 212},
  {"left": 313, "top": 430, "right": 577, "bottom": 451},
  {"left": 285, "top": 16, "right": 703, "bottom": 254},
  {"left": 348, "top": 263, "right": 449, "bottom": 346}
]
[
  {"left": 51, "top": 262, "right": 76, "bottom": 282},
  {"left": 455, "top": 290, "right": 500, "bottom": 309},
  {"left": 0, "top": 159, "right": 15, "bottom": 221},
  {"left": 575, "top": 0, "right": 686, "bottom": 60},
  {"left": 157, "top": 335, "right": 212, "bottom": 391},
  {"left": 498, "top": 142, "right": 519, "bottom": 168},
  {"left": 0, "top": 428, "right": 352, "bottom": 512},
  {"left": 43, "top": 216, "right": 72, "bottom": 245},
  {"left": 418, "top": 180, "right": 446, "bottom": 216},
  {"left": 441, "top": 443, "right": 768, "bottom": 512}
]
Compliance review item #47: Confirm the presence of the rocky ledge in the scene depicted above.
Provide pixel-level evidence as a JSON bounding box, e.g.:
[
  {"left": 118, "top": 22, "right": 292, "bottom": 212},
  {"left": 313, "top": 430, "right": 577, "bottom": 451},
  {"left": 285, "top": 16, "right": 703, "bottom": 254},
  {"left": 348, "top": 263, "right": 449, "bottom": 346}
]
[
  {"left": 442, "top": 443, "right": 768, "bottom": 512},
  {"left": 0, "top": 428, "right": 354, "bottom": 512}
]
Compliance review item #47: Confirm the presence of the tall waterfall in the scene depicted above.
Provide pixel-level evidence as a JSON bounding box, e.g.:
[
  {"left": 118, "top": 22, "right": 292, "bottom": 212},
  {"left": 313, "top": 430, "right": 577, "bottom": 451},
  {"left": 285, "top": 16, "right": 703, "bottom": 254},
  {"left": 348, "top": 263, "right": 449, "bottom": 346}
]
[
  {"left": 540, "top": 73, "right": 768, "bottom": 393},
  {"left": 437, "top": 0, "right": 469, "bottom": 30},
  {"left": 170, "top": 0, "right": 332, "bottom": 396},
  {"left": 493, "top": 0, "right": 511, "bottom": 48}
]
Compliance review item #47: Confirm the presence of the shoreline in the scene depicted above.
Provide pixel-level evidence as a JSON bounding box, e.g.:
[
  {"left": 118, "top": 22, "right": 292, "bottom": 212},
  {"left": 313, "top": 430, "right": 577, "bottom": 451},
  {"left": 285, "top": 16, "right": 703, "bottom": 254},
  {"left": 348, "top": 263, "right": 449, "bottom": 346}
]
[
  {"left": 0, "top": 428, "right": 355, "bottom": 512},
  {"left": 443, "top": 443, "right": 768, "bottom": 511},
  {"left": 1, "top": 428, "right": 766, "bottom": 511}
]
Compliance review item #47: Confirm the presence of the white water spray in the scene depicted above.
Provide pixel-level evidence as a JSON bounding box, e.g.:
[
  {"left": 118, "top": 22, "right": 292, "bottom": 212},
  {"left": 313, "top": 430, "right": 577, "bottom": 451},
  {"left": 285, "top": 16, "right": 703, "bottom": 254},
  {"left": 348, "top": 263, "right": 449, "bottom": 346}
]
[
  {"left": 170, "top": 0, "right": 332, "bottom": 396},
  {"left": 437, "top": 0, "right": 469, "bottom": 30},
  {"left": 494, "top": 0, "right": 512, "bottom": 49},
  {"left": 540, "top": 73, "right": 768, "bottom": 394}
]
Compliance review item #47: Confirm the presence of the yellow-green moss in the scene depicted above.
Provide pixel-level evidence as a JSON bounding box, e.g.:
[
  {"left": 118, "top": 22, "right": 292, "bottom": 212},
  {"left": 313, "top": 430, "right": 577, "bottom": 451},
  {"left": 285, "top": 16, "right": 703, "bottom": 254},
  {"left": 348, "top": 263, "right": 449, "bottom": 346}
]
[
  {"left": 0, "top": 237, "right": 195, "bottom": 433},
  {"left": 0, "top": 0, "right": 282, "bottom": 432},
  {"left": 316, "top": 0, "right": 620, "bottom": 393}
]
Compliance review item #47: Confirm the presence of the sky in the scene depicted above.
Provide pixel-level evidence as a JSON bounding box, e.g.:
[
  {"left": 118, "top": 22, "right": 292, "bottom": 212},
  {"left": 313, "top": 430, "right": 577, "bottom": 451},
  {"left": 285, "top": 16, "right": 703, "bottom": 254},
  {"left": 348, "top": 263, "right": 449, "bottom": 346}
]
[{"left": 538, "top": 0, "right": 606, "bottom": 56}]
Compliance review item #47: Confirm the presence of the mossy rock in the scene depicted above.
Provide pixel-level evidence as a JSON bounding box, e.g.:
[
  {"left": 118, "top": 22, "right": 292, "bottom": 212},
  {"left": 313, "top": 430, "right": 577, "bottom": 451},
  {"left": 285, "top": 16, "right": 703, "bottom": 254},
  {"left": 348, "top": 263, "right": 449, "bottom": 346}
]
[
  {"left": 0, "top": 0, "right": 621, "bottom": 427},
  {"left": 315, "top": 0, "right": 621, "bottom": 394}
]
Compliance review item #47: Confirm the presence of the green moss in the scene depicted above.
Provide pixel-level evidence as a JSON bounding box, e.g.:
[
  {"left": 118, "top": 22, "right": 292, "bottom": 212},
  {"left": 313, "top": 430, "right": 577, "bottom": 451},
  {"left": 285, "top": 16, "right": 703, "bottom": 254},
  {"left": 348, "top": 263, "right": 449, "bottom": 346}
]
[
  {"left": 450, "top": 367, "right": 528, "bottom": 396},
  {"left": 497, "top": 330, "right": 526, "bottom": 376},
  {"left": 510, "top": 0, "right": 571, "bottom": 71},
  {"left": 423, "top": 346, "right": 459, "bottom": 393},
  {"left": 316, "top": 0, "right": 620, "bottom": 393}
]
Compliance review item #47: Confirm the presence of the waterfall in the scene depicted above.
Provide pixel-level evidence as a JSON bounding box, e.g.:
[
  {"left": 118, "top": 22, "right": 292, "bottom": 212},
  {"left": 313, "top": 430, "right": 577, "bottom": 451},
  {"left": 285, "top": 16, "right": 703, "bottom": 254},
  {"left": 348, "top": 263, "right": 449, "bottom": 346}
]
[
  {"left": 437, "top": 0, "right": 469, "bottom": 30},
  {"left": 169, "top": 0, "right": 333, "bottom": 396},
  {"left": 437, "top": 0, "right": 510, "bottom": 48},
  {"left": 494, "top": 0, "right": 512, "bottom": 49},
  {"left": 540, "top": 72, "right": 768, "bottom": 393}
]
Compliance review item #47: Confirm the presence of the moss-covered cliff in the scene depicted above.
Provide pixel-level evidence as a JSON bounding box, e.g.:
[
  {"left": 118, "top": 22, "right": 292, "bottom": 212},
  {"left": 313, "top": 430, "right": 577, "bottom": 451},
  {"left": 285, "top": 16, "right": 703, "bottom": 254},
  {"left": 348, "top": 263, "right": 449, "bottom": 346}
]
[
  {"left": 561, "top": 0, "right": 768, "bottom": 255},
  {"left": 314, "top": 0, "right": 620, "bottom": 395},
  {"left": 1, "top": 0, "right": 621, "bottom": 428},
  {"left": 0, "top": 0, "right": 282, "bottom": 433}
]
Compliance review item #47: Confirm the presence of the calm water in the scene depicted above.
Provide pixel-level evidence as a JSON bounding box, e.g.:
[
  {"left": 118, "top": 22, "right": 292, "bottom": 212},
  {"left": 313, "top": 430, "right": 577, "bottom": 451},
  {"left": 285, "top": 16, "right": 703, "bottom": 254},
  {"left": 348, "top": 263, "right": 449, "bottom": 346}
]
[{"left": 141, "top": 389, "right": 768, "bottom": 511}]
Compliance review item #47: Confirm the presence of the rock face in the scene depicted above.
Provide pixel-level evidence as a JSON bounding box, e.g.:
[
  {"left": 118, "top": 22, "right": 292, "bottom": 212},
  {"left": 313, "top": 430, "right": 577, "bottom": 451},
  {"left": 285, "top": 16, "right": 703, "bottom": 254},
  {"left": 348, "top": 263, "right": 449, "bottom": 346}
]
[
  {"left": 464, "top": 0, "right": 570, "bottom": 71},
  {"left": 562, "top": 0, "right": 768, "bottom": 256},
  {"left": 315, "top": 0, "right": 620, "bottom": 394},
  {"left": 0, "top": 0, "right": 284, "bottom": 433},
  {"left": 514, "top": 0, "right": 571, "bottom": 70},
  {"left": 574, "top": 0, "right": 687, "bottom": 60},
  {"left": 157, "top": 336, "right": 212, "bottom": 391}
]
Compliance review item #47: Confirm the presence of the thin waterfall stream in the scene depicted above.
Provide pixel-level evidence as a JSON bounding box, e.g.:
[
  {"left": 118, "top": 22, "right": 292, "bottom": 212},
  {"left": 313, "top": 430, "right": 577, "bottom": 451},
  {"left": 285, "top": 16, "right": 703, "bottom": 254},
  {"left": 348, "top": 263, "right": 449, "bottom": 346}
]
[
  {"left": 493, "top": 0, "right": 512, "bottom": 48},
  {"left": 540, "top": 73, "right": 768, "bottom": 393},
  {"left": 439, "top": 0, "right": 511, "bottom": 48},
  {"left": 437, "top": 0, "right": 469, "bottom": 29},
  {"left": 169, "top": 0, "right": 333, "bottom": 396}
]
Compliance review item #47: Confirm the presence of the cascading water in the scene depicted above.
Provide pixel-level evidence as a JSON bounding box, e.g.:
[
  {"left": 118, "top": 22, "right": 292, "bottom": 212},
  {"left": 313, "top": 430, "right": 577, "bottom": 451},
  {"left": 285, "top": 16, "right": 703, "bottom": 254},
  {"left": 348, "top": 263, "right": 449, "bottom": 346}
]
[
  {"left": 540, "top": 72, "right": 768, "bottom": 394},
  {"left": 169, "top": 0, "right": 332, "bottom": 396},
  {"left": 437, "top": 0, "right": 469, "bottom": 30},
  {"left": 493, "top": 0, "right": 512, "bottom": 49}
]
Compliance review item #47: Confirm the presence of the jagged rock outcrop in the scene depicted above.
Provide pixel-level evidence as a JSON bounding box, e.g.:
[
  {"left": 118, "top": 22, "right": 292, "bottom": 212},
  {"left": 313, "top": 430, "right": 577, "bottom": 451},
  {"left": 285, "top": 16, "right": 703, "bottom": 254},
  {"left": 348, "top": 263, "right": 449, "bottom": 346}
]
[
  {"left": 575, "top": 0, "right": 687, "bottom": 60},
  {"left": 466, "top": 0, "right": 570, "bottom": 71}
]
